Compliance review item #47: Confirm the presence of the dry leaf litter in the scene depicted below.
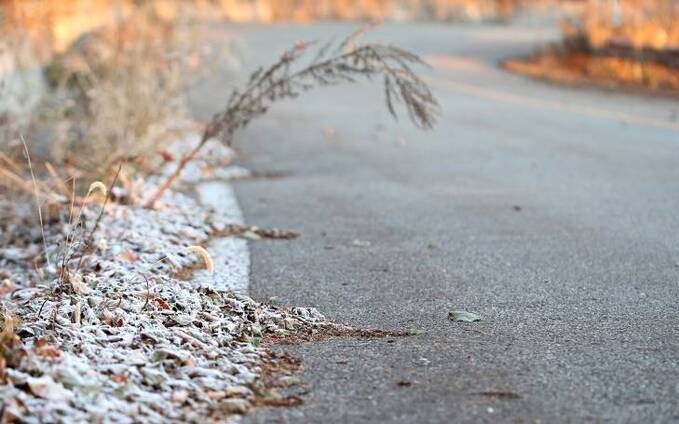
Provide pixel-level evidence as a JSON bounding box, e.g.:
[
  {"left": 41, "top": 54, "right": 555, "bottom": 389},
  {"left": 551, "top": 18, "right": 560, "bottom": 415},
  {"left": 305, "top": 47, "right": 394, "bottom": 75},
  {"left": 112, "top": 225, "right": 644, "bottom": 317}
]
[{"left": 0, "top": 143, "right": 337, "bottom": 422}]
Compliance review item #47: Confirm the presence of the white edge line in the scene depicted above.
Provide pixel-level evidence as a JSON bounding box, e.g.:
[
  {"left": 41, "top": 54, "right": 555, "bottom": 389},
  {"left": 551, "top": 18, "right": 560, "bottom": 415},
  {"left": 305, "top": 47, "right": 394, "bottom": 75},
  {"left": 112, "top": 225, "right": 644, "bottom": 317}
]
[{"left": 196, "top": 181, "right": 250, "bottom": 295}]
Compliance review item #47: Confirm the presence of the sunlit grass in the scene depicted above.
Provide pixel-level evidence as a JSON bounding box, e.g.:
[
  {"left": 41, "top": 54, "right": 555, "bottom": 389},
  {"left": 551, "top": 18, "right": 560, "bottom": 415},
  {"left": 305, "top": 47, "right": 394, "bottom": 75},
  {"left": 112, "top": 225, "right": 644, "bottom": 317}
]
[{"left": 569, "top": 0, "right": 679, "bottom": 50}]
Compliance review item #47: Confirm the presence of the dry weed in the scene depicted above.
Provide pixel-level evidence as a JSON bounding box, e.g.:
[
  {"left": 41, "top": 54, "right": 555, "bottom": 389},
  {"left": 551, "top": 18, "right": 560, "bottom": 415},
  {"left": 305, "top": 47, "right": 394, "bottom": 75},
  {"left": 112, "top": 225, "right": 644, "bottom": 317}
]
[
  {"left": 565, "top": 0, "right": 679, "bottom": 50},
  {"left": 3, "top": 0, "right": 518, "bottom": 29},
  {"left": 1, "top": 2, "right": 214, "bottom": 180},
  {"left": 506, "top": 1, "right": 679, "bottom": 93},
  {"left": 214, "top": 0, "right": 516, "bottom": 22},
  {"left": 44, "top": 6, "right": 197, "bottom": 175},
  {"left": 146, "top": 28, "right": 440, "bottom": 206}
]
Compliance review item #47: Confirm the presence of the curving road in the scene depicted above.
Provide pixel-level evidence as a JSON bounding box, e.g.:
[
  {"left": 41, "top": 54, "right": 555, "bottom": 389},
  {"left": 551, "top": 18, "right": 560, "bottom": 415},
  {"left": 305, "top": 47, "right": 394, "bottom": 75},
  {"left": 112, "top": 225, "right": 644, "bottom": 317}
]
[{"left": 190, "top": 19, "right": 679, "bottom": 423}]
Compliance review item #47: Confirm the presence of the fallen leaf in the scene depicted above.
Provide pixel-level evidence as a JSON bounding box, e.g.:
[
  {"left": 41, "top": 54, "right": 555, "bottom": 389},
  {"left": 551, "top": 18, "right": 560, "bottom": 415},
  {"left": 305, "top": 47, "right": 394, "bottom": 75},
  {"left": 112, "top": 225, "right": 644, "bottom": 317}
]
[
  {"left": 101, "top": 309, "right": 114, "bottom": 325},
  {"left": 56, "top": 367, "right": 100, "bottom": 393},
  {"left": 111, "top": 374, "right": 127, "bottom": 384},
  {"left": 223, "top": 386, "right": 251, "bottom": 398},
  {"left": 207, "top": 390, "right": 227, "bottom": 401},
  {"left": 35, "top": 345, "right": 61, "bottom": 359},
  {"left": 72, "top": 301, "right": 81, "bottom": 325},
  {"left": 118, "top": 251, "right": 139, "bottom": 262},
  {"left": 158, "top": 150, "right": 175, "bottom": 162},
  {"left": 449, "top": 310, "right": 482, "bottom": 322},
  {"left": 27, "top": 376, "right": 71, "bottom": 400},
  {"left": 0, "top": 356, "right": 6, "bottom": 384},
  {"left": 0, "top": 279, "right": 12, "bottom": 297},
  {"left": 69, "top": 273, "right": 89, "bottom": 295},
  {"left": 154, "top": 297, "right": 171, "bottom": 310},
  {"left": 97, "top": 238, "right": 108, "bottom": 252},
  {"left": 1, "top": 395, "right": 26, "bottom": 420},
  {"left": 171, "top": 390, "right": 188, "bottom": 403},
  {"left": 211, "top": 398, "right": 251, "bottom": 414}
]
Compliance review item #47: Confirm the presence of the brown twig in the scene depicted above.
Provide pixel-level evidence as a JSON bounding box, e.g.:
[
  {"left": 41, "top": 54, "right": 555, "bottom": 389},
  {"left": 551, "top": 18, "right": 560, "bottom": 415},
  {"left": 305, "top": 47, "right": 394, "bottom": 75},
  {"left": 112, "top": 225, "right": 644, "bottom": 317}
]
[{"left": 145, "top": 132, "right": 212, "bottom": 208}]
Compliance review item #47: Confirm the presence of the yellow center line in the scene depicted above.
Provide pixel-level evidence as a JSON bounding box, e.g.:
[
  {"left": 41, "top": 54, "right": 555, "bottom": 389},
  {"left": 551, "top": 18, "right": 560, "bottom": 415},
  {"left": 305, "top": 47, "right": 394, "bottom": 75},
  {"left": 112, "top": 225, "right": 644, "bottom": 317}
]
[{"left": 427, "top": 75, "right": 679, "bottom": 132}]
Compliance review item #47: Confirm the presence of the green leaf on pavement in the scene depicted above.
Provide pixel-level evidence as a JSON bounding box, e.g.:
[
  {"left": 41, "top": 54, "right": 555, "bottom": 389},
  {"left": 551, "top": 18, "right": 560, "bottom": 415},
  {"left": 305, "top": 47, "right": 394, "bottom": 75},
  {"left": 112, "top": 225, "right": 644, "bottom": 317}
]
[
  {"left": 448, "top": 310, "right": 482, "bottom": 322},
  {"left": 352, "top": 239, "right": 371, "bottom": 247}
]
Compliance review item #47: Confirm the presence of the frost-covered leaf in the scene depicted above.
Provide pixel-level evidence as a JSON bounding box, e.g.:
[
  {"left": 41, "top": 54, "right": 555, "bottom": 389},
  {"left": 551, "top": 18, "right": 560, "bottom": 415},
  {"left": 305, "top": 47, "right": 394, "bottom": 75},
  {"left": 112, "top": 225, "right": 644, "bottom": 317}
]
[
  {"left": 118, "top": 251, "right": 139, "bottom": 263},
  {"left": 27, "top": 376, "right": 71, "bottom": 400},
  {"left": 56, "top": 367, "right": 101, "bottom": 394}
]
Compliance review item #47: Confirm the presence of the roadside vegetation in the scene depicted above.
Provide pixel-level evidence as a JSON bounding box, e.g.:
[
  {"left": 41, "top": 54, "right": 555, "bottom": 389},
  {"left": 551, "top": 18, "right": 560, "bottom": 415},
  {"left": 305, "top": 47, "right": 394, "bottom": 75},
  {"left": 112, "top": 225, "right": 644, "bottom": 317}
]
[
  {"left": 1, "top": 0, "right": 519, "bottom": 28},
  {"left": 0, "top": 3, "right": 209, "bottom": 175},
  {"left": 0, "top": 1, "right": 438, "bottom": 420},
  {"left": 3, "top": 0, "right": 674, "bottom": 419},
  {"left": 505, "top": 0, "right": 679, "bottom": 94}
]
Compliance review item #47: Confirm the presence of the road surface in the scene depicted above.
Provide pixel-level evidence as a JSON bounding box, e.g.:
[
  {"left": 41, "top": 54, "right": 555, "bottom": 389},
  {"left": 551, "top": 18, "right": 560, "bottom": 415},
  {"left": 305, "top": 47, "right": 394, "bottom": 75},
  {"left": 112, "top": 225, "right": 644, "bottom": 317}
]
[{"left": 190, "top": 20, "right": 679, "bottom": 423}]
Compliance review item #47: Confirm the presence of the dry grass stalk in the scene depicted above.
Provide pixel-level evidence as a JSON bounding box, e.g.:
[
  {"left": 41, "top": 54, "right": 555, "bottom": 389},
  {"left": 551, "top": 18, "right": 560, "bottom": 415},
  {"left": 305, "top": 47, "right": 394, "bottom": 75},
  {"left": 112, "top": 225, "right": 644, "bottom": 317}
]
[
  {"left": 59, "top": 162, "right": 123, "bottom": 284},
  {"left": 20, "top": 136, "right": 51, "bottom": 269},
  {"left": 43, "top": 162, "right": 71, "bottom": 198},
  {"left": 146, "top": 29, "right": 439, "bottom": 207},
  {"left": 0, "top": 153, "right": 62, "bottom": 202}
]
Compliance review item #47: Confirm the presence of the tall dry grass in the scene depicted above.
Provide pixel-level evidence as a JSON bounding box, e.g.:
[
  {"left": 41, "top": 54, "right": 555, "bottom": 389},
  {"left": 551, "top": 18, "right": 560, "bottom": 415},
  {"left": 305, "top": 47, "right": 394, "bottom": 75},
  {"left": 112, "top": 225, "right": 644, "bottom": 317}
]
[
  {"left": 505, "top": 1, "right": 679, "bottom": 93},
  {"left": 2, "top": 0, "right": 518, "bottom": 36},
  {"left": 568, "top": 0, "right": 679, "bottom": 50},
  {"left": 0, "top": 29, "right": 46, "bottom": 155},
  {"left": 44, "top": 8, "right": 193, "bottom": 174},
  {"left": 214, "top": 0, "right": 516, "bottom": 22},
  {"left": 1, "top": 2, "right": 213, "bottom": 178}
]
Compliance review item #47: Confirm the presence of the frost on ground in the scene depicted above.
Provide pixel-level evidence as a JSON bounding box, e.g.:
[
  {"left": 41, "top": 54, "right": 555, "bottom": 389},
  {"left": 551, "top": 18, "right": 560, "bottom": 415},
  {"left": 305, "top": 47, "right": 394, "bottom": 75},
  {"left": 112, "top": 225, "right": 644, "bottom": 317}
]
[{"left": 0, "top": 174, "right": 336, "bottom": 423}]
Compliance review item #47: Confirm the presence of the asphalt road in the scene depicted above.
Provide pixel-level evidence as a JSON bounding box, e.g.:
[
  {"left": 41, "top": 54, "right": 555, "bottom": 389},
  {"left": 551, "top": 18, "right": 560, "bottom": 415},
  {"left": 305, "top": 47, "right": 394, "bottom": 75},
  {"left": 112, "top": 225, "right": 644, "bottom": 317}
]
[{"left": 190, "top": 20, "right": 679, "bottom": 423}]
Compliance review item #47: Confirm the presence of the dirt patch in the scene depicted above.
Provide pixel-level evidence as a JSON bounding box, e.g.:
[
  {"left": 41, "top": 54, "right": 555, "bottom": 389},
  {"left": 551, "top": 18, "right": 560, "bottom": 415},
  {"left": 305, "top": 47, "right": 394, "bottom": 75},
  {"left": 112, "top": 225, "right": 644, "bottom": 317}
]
[
  {"left": 218, "top": 326, "right": 411, "bottom": 415},
  {"left": 240, "top": 324, "right": 413, "bottom": 412},
  {"left": 264, "top": 325, "right": 411, "bottom": 346},
  {"left": 249, "top": 352, "right": 305, "bottom": 406},
  {"left": 211, "top": 224, "right": 300, "bottom": 241},
  {"left": 504, "top": 40, "right": 679, "bottom": 96}
]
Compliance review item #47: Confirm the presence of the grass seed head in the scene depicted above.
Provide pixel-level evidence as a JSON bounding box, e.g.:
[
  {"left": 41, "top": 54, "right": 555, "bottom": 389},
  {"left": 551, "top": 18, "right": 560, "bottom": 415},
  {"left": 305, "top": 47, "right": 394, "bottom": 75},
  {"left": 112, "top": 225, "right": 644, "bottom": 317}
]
[
  {"left": 86, "top": 181, "right": 107, "bottom": 197},
  {"left": 187, "top": 245, "right": 214, "bottom": 274}
]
